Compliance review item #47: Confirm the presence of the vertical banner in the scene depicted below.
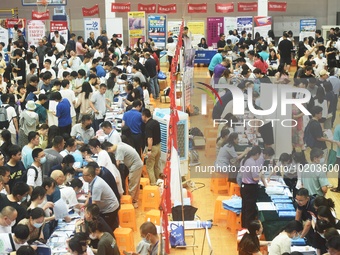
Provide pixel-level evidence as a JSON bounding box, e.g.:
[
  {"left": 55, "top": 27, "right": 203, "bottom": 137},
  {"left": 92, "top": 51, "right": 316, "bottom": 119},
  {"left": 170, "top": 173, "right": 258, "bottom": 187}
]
[
  {"left": 183, "top": 48, "right": 195, "bottom": 112},
  {"left": 207, "top": 17, "right": 224, "bottom": 47},
  {"left": 50, "top": 21, "right": 68, "bottom": 42},
  {"left": 0, "top": 20, "right": 9, "bottom": 49},
  {"left": 187, "top": 21, "right": 205, "bottom": 47},
  {"left": 106, "top": 17, "right": 124, "bottom": 45},
  {"left": 128, "top": 11, "right": 146, "bottom": 49},
  {"left": 148, "top": 15, "right": 166, "bottom": 49},
  {"left": 224, "top": 17, "right": 237, "bottom": 35},
  {"left": 299, "top": 19, "right": 316, "bottom": 41},
  {"left": 27, "top": 20, "right": 46, "bottom": 47},
  {"left": 253, "top": 16, "right": 272, "bottom": 38},
  {"left": 236, "top": 16, "right": 253, "bottom": 35},
  {"left": 83, "top": 18, "right": 101, "bottom": 42}
]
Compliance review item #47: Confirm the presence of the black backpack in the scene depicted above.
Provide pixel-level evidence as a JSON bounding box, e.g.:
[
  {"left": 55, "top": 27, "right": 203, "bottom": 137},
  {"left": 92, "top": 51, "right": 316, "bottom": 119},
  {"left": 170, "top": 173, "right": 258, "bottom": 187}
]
[
  {"left": 21, "top": 166, "right": 38, "bottom": 184},
  {"left": 0, "top": 105, "right": 10, "bottom": 129}
]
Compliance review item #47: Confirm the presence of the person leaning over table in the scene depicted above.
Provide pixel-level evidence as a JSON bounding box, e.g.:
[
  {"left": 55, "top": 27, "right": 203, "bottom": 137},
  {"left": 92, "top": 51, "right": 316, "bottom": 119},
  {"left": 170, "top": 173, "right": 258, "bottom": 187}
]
[
  {"left": 18, "top": 207, "right": 45, "bottom": 244},
  {"left": 240, "top": 146, "right": 267, "bottom": 229},
  {"left": 295, "top": 188, "right": 317, "bottom": 246},
  {"left": 238, "top": 220, "right": 265, "bottom": 255}
]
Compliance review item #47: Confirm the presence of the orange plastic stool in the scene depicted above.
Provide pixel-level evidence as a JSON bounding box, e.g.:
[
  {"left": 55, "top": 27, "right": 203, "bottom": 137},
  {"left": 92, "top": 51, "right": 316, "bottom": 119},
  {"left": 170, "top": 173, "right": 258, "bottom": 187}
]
[
  {"left": 228, "top": 182, "right": 241, "bottom": 196},
  {"left": 226, "top": 211, "right": 242, "bottom": 233},
  {"left": 120, "top": 195, "right": 132, "bottom": 204},
  {"left": 141, "top": 185, "right": 160, "bottom": 211},
  {"left": 213, "top": 196, "right": 230, "bottom": 222},
  {"left": 114, "top": 228, "right": 135, "bottom": 254},
  {"left": 145, "top": 209, "right": 161, "bottom": 225},
  {"left": 118, "top": 204, "right": 137, "bottom": 231},
  {"left": 210, "top": 178, "right": 229, "bottom": 194},
  {"left": 139, "top": 178, "right": 151, "bottom": 200}
]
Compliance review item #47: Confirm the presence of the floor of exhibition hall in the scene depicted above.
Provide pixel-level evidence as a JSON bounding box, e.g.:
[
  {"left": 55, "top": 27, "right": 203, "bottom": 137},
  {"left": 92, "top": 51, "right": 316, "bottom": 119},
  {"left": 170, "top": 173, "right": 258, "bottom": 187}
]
[{"left": 131, "top": 65, "right": 340, "bottom": 255}]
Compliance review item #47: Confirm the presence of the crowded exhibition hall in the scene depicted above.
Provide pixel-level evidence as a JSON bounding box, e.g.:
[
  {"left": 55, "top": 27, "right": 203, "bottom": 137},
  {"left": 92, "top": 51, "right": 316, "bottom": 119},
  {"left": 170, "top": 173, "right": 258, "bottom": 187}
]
[{"left": 1, "top": 0, "right": 340, "bottom": 254}]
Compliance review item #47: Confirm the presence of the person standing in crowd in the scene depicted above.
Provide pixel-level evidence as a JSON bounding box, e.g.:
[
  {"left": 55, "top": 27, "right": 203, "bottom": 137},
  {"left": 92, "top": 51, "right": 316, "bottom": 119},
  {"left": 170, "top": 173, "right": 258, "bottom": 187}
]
[
  {"left": 122, "top": 100, "right": 143, "bottom": 157},
  {"left": 240, "top": 146, "right": 267, "bottom": 229},
  {"left": 71, "top": 115, "right": 94, "bottom": 146},
  {"left": 217, "top": 33, "right": 226, "bottom": 53},
  {"left": 144, "top": 52, "right": 159, "bottom": 99},
  {"left": 278, "top": 32, "right": 293, "bottom": 72},
  {"left": 43, "top": 136, "right": 64, "bottom": 177},
  {"left": 51, "top": 92, "right": 72, "bottom": 136},
  {"left": 36, "top": 39, "right": 47, "bottom": 71},
  {"left": 90, "top": 84, "right": 112, "bottom": 132},
  {"left": 5, "top": 145, "right": 26, "bottom": 192},
  {"left": 0, "top": 206, "right": 17, "bottom": 233},
  {"left": 101, "top": 121, "right": 121, "bottom": 145},
  {"left": 21, "top": 131, "right": 39, "bottom": 169},
  {"left": 18, "top": 101, "right": 39, "bottom": 148},
  {"left": 166, "top": 37, "right": 176, "bottom": 73},
  {"left": 1, "top": 94, "right": 19, "bottom": 145},
  {"left": 142, "top": 109, "right": 161, "bottom": 186}
]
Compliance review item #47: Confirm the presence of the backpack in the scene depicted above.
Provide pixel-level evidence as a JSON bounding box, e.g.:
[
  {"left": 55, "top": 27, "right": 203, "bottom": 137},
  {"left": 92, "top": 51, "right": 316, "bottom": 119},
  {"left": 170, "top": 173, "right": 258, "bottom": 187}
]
[
  {"left": 303, "top": 120, "right": 317, "bottom": 148},
  {"left": 21, "top": 166, "right": 38, "bottom": 184},
  {"left": 0, "top": 105, "right": 10, "bottom": 129}
]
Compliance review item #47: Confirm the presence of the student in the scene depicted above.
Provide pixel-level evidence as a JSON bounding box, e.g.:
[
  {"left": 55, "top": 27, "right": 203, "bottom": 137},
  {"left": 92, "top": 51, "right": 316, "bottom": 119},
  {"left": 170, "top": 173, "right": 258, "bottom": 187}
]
[
  {"left": 0, "top": 224, "right": 30, "bottom": 253},
  {"left": 68, "top": 232, "right": 94, "bottom": 255},
  {"left": 18, "top": 207, "right": 45, "bottom": 243},
  {"left": 238, "top": 220, "right": 263, "bottom": 255},
  {"left": 269, "top": 220, "right": 303, "bottom": 255}
]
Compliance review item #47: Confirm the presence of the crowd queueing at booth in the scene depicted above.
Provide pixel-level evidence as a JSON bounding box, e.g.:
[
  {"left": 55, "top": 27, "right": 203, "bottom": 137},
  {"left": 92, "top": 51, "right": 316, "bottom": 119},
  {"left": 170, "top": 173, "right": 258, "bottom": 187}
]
[{"left": 0, "top": 15, "right": 340, "bottom": 255}]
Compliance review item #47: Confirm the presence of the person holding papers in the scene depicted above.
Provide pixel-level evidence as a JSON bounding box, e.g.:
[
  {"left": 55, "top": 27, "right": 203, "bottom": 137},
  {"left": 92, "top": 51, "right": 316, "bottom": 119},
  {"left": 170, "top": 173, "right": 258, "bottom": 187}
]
[
  {"left": 0, "top": 224, "right": 30, "bottom": 253},
  {"left": 268, "top": 220, "right": 303, "bottom": 255}
]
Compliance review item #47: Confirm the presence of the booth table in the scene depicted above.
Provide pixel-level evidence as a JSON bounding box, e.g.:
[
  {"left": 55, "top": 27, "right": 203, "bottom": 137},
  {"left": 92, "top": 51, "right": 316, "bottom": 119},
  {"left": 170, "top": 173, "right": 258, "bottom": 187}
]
[{"left": 194, "top": 50, "right": 217, "bottom": 64}]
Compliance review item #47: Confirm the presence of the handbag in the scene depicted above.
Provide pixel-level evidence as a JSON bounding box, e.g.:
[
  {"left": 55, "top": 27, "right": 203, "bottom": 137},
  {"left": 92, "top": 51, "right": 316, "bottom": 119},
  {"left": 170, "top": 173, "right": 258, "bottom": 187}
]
[
  {"left": 328, "top": 144, "right": 337, "bottom": 171},
  {"left": 169, "top": 223, "right": 186, "bottom": 248}
]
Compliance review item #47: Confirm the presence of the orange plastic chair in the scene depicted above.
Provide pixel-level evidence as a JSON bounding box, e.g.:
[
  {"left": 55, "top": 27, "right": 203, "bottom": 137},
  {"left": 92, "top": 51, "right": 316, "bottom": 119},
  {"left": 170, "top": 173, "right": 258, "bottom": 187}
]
[
  {"left": 120, "top": 195, "right": 132, "bottom": 204},
  {"left": 114, "top": 228, "right": 135, "bottom": 254},
  {"left": 213, "top": 196, "right": 230, "bottom": 222},
  {"left": 141, "top": 186, "right": 160, "bottom": 211},
  {"left": 118, "top": 204, "right": 137, "bottom": 231},
  {"left": 210, "top": 177, "right": 229, "bottom": 194},
  {"left": 145, "top": 209, "right": 161, "bottom": 225}
]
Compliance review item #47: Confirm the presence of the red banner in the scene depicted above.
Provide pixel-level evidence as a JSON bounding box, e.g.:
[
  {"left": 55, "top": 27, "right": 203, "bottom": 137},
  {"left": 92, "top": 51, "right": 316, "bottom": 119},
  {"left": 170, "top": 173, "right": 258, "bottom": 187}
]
[
  {"left": 111, "top": 3, "right": 131, "bottom": 12},
  {"left": 138, "top": 4, "right": 156, "bottom": 13},
  {"left": 32, "top": 10, "right": 50, "bottom": 20},
  {"left": 50, "top": 21, "right": 68, "bottom": 32},
  {"left": 157, "top": 4, "right": 177, "bottom": 14},
  {"left": 268, "top": 1, "right": 287, "bottom": 11},
  {"left": 5, "top": 19, "right": 26, "bottom": 29},
  {"left": 82, "top": 4, "right": 99, "bottom": 16},
  {"left": 238, "top": 2, "right": 258, "bottom": 12},
  {"left": 188, "top": 3, "right": 207, "bottom": 13},
  {"left": 215, "top": 3, "right": 234, "bottom": 13}
]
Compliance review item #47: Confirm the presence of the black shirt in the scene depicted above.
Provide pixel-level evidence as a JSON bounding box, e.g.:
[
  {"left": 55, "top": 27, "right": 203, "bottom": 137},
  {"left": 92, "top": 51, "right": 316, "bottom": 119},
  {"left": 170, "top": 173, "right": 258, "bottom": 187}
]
[
  {"left": 278, "top": 39, "right": 293, "bottom": 59},
  {"left": 217, "top": 40, "right": 226, "bottom": 53},
  {"left": 296, "top": 196, "right": 316, "bottom": 221},
  {"left": 145, "top": 58, "right": 157, "bottom": 78},
  {"left": 145, "top": 118, "right": 161, "bottom": 146},
  {"left": 17, "top": 58, "right": 26, "bottom": 84},
  {"left": 0, "top": 193, "right": 27, "bottom": 227},
  {"left": 135, "top": 61, "right": 149, "bottom": 78},
  {"left": 5, "top": 161, "right": 26, "bottom": 193},
  {"left": 309, "top": 119, "right": 327, "bottom": 150},
  {"left": 99, "top": 166, "right": 121, "bottom": 202}
]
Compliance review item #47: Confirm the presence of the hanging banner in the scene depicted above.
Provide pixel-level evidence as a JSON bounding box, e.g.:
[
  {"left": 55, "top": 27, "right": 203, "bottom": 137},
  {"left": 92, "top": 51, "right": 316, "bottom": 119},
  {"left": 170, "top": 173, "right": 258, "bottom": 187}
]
[
  {"left": 188, "top": 3, "right": 207, "bottom": 13},
  {"left": 215, "top": 3, "right": 234, "bottom": 13},
  {"left": 236, "top": 16, "right": 253, "bottom": 35},
  {"left": 111, "top": 3, "right": 131, "bottom": 12},
  {"left": 82, "top": 4, "right": 99, "bottom": 16},
  {"left": 207, "top": 17, "right": 224, "bottom": 47},
  {"left": 299, "top": 19, "right": 316, "bottom": 41},
  {"left": 0, "top": 20, "right": 9, "bottom": 49},
  {"left": 128, "top": 11, "right": 146, "bottom": 49},
  {"left": 138, "top": 4, "right": 156, "bottom": 13},
  {"left": 158, "top": 4, "right": 177, "bottom": 14},
  {"left": 6, "top": 19, "right": 26, "bottom": 39},
  {"left": 268, "top": 1, "right": 287, "bottom": 12},
  {"left": 50, "top": 21, "right": 68, "bottom": 42},
  {"left": 27, "top": 20, "right": 45, "bottom": 47},
  {"left": 187, "top": 21, "right": 205, "bottom": 47},
  {"left": 32, "top": 10, "right": 50, "bottom": 20},
  {"left": 224, "top": 17, "right": 237, "bottom": 35},
  {"left": 253, "top": 16, "right": 272, "bottom": 38},
  {"left": 238, "top": 2, "right": 258, "bottom": 12},
  {"left": 83, "top": 18, "right": 101, "bottom": 42},
  {"left": 148, "top": 15, "right": 166, "bottom": 49}
]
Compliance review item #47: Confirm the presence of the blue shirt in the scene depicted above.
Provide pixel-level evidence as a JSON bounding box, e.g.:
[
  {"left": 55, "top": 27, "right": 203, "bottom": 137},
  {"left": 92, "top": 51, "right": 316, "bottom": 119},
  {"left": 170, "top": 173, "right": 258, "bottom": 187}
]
[
  {"left": 22, "top": 145, "right": 33, "bottom": 169},
  {"left": 208, "top": 53, "right": 223, "bottom": 72},
  {"left": 334, "top": 124, "right": 340, "bottom": 157},
  {"left": 122, "top": 109, "right": 143, "bottom": 134},
  {"left": 56, "top": 98, "right": 72, "bottom": 127},
  {"left": 47, "top": 186, "right": 61, "bottom": 203},
  {"left": 96, "top": 65, "right": 106, "bottom": 78},
  {"left": 259, "top": 51, "right": 270, "bottom": 61}
]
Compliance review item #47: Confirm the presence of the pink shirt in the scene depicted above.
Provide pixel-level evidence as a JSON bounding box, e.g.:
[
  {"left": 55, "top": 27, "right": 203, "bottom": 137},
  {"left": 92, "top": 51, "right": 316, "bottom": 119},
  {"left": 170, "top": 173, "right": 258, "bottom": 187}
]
[{"left": 76, "top": 41, "right": 85, "bottom": 56}]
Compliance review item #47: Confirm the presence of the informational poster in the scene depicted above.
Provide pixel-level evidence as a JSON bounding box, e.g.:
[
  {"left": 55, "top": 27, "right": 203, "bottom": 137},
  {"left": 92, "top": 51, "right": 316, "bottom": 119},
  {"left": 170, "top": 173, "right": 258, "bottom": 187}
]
[
  {"left": 0, "top": 20, "right": 9, "bottom": 49},
  {"left": 236, "top": 16, "right": 253, "bottom": 35},
  {"left": 83, "top": 18, "right": 101, "bottom": 41},
  {"left": 224, "top": 17, "right": 237, "bottom": 35},
  {"left": 299, "top": 19, "right": 316, "bottom": 41},
  {"left": 27, "top": 20, "right": 46, "bottom": 47},
  {"left": 207, "top": 17, "right": 224, "bottom": 47},
  {"left": 148, "top": 15, "right": 166, "bottom": 49},
  {"left": 128, "top": 11, "right": 146, "bottom": 49},
  {"left": 187, "top": 21, "right": 205, "bottom": 47},
  {"left": 50, "top": 21, "right": 68, "bottom": 42},
  {"left": 253, "top": 16, "right": 272, "bottom": 38},
  {"left": 168, "top": 20, "right": 182, "bottom": 38}
]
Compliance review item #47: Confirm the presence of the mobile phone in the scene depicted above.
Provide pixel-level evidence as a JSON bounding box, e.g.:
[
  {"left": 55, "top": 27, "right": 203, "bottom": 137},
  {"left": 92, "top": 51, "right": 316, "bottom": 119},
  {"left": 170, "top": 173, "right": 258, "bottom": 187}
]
[{"left": 123, "top": 251, "right": 132, "bottom": 255}]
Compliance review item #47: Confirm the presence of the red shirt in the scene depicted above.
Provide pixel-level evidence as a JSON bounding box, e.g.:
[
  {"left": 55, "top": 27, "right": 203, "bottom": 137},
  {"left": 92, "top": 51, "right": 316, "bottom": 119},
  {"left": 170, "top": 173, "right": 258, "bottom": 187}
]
[{"left": 253, "top": 60, "right": 268, "bottom": 74}]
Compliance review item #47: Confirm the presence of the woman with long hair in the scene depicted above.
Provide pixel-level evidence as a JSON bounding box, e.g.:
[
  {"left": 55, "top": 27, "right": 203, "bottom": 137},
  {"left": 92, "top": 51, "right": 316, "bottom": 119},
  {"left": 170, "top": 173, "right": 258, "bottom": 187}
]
[
  {"left": 238, "top": 220, "right": 263, "bottom": 255},
  {"left": 198, "top": 37, "right": 208, "bottom": 49},
  {"left": 314, "top": 196, "right": 336, "bottom": 215},
  {"left": 240, "top": 146, "right": 266, "bottom": 228},
  {"left": 75, "top": 82, "right": 93, "bottom": 120},
  {"left": 0, "top": 130, "right": 13, "bottom": 162},
  {"left": 46, "top": 125, "right": 60, "bottom": 149},
  {"left": 267, "top": 49, "right": 279, "bottom": 76},
  {"left": 253, "top": 53, "right": 268, "bottom": 74},
  {"left": 37, "top": 124, "right": 49, "bottom": 149},
  {"left": 275, "top": 63, "right": 290, "bottom": 84},
  {"left": 269, "top": 220, "right": 303, "bottom": 255}
]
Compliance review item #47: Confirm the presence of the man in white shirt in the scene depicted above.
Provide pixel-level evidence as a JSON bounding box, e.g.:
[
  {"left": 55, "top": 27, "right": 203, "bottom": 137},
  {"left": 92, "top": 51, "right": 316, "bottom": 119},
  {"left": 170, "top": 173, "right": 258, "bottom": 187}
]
[
  {"left": 68, "top": 50, "right": 82, "bottom": 72},
  {"left": 0, "top": 94, "right": 19, "bottom": 145},
  {"left": 313, "top": 49, "right": 328, "bottom": 77},
  {"left": 0, "top": 206, "right": 17, "bottom": 233},
  {"left": 60, "top": 79, "right": 76, "bottom": 124},
  {"left": 60, "top": 178, "right": 83, "bottom": 209},
  {"left": 0, "top": 224, "right": 29, "bottom": 253},
  {"left": 57, "top": 59, "right": 73, "bottom": 80},
  {"left": 101, "top": 121, "right": 122, "bottom": 145},
  {"left": 51, "top": 39, "right": 66, "bottom": 53},
  {"left": 41, "top": 59, "right": 56, "bottom": 80},
  {"left": 27, "top": 148, "right": 45, "bottom": 188},
  {"left": 71, "top": 115, "right": 95, "bottom": 146}
]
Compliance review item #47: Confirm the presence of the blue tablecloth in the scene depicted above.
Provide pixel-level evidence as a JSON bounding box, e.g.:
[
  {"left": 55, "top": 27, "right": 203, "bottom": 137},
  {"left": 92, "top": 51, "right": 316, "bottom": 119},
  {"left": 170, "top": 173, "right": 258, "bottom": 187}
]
[{"left": 194, "top": 50, "right": 217, "bottom": 64}]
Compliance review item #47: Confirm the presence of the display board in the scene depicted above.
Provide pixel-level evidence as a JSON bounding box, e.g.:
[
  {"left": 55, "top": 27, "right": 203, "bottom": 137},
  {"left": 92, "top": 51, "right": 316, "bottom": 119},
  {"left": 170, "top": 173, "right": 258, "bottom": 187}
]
[
  {"left": 27, "top": 20, "right": 46, "bottom": 46},
  {"left": 83, "top": 18, "right": 101, "bottom": 42},
  {"left": 128, "top": 11, "right": 146, "bottom": 49},
  {"left": 187, "top": 21, "right": 205, "bottom": 47},
  {"left": 22, "top": 0, "right": 67, "bottom": 5},
  {"left": 253, "top": 16, "right": 272, "bottom": 38},
  {"left": 273, "top": 16, "right": 314, "bottom": 37},
  {"left": 148, "top": 14, "right": 166, "bottom": 50}
]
